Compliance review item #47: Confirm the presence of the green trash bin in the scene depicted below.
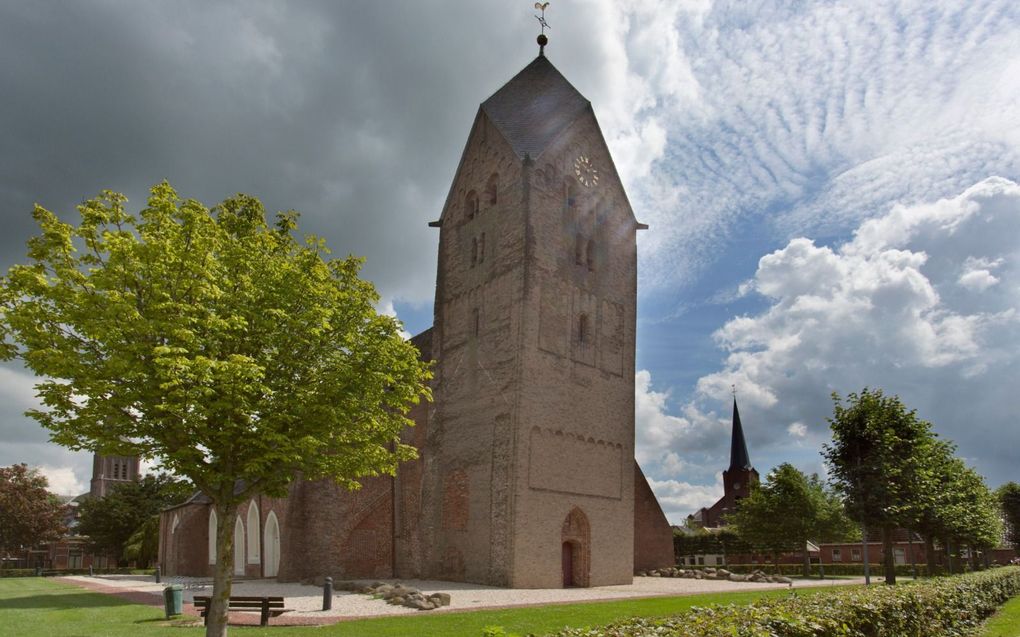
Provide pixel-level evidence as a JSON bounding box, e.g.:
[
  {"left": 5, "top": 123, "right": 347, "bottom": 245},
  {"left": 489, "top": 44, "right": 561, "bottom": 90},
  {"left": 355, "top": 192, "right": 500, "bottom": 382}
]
[{"left": 163, "top": 585, "right": 183, "bottom": 618}]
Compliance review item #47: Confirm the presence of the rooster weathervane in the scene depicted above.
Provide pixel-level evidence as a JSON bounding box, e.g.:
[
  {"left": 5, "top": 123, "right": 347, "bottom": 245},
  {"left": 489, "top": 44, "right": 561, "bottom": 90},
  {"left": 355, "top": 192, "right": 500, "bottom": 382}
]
[{"left": 534, "top": 2, "right": 551, "bottom": 34}]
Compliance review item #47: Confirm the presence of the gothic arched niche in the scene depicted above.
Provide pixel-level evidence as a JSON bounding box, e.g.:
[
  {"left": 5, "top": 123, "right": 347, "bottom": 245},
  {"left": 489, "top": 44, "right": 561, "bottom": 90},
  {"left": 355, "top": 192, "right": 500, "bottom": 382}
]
[{"left": 560, "top": 507, "right": 591, "bottom": 587}]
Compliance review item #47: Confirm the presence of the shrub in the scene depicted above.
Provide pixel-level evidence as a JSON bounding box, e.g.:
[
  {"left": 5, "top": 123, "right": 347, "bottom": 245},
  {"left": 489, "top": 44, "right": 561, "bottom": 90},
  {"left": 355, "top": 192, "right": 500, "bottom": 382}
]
[
  {"left": 541, "top": 567, "right": 1020, "bottom": 637},
  {"left": 677, "top": 563, "right": 922, "bottom": 577}
]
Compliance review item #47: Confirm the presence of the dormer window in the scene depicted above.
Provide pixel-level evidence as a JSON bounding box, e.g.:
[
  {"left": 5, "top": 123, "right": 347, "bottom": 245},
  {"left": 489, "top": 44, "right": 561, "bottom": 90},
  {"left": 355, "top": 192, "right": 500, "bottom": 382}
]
[
  {"left": 486, "top": 173, "right": 498, "bottom": 206},
  {"left": 466, "top": 190, "right": 479, "bottom": 220}
]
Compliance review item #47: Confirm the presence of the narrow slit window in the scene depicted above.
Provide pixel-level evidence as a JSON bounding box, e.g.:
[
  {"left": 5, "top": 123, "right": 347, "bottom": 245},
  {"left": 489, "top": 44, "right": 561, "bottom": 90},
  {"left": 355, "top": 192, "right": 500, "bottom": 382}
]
[
  {"left": 586, "top": 239, "right": 595, "bottom": 271},
  {"left": 480, "top": 233, "right": 486, "bottom": 263},
  {"left": 473, "top": 308, "right": 480, "bottom": 336},
  {"left": 575, "top": 235, "right": 584, "bottom": 265},
  {"left": 466, "top": 190, "right": 479, "bottom": 220},
  {"left": 471, "top": 238, "right": 478, "bottom": 267},
  {"left": 486, "top": 173, "right": 498, "bottom": 206},
  {"left": 578, "top": 314, "right": 589, "bottom": 344},
  {"left": 565, "top": 181, "right": 577, "bottom": 208}
]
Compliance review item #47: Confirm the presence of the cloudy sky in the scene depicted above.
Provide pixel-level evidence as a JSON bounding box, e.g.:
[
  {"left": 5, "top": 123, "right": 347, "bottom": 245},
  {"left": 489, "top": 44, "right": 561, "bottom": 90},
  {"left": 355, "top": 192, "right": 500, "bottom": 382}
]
[{"left": 1, "top": 1, "right": 1017, "bottom": 520}]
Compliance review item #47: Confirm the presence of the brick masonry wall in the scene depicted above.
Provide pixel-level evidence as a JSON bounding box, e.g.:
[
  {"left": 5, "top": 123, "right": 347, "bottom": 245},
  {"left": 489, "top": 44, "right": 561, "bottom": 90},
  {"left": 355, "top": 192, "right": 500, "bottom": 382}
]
[
  {"left": 159, "top": 502, "right": 210, "bottom": 576},
  {"left": 509, "top": 111, "right": 639, "bottom": 588},
  {"left": 633, "top": 462, "right": 675, "bottom": 571}
]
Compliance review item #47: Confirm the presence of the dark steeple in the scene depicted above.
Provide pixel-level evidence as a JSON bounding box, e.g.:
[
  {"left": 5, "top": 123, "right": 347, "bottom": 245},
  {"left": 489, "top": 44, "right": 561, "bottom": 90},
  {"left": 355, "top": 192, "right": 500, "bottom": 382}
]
[
  {"left": 728, "top": 399, "right": 752, "bottom": 471},
  {"left": 480, "top": 55, "right": 590, "bottom": 160}
]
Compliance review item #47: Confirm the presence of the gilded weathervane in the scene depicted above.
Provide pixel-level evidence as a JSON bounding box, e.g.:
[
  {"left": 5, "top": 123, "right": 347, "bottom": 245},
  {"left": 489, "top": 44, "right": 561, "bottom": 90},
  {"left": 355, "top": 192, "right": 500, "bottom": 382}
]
[
  {"left": 534, "top": 2, "right": 551, "bottom": 34},
  {"left": 534, "top": 2, "right": 551, "bottom": 54}
]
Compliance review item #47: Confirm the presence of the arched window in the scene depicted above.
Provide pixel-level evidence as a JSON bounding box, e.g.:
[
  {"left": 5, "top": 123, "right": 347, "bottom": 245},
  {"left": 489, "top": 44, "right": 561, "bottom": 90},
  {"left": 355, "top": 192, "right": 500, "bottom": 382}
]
[
  {"left": 586, "top": 239, "right": 596, "bottom": 271},
  {"left": 264, "top": 511, "right": 281, "bottom": 578},
  {"left": 208, "top": 508, "right": 218, "bottom": 565},
  {"left": 246, "top": 502, "right": 260, "bottom": 564},
  {"left": 471, "top": 237, "right": 478, "bottom": 267},
  {"left": 578, "top": 314, "right": 589, "bottom": 344},
  {"left": 171, "top": 514, "right": 180, "bottom": 535},
  {"left": 233, "top": 516, "right": 245, "bottom": 575},
  {"left": 465, "top": 190, "right": 479, "bottom": 220},
  {"left": 485, "top": 173, "right": 498, "bottom": 206}
]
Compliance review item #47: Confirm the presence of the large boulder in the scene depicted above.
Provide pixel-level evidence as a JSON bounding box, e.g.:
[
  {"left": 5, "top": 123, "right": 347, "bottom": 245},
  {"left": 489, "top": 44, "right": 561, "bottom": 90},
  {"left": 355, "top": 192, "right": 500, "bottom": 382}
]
[{"left": 428, "top": 592, "right": 451, "bottom": 607}]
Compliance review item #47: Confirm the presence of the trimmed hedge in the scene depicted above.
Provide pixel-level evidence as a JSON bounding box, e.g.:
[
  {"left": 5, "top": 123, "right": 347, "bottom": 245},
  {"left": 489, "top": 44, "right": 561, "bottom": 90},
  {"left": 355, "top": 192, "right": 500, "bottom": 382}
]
[
  {"left": 542, "top": 567, "right": 1020, "bottom": 637},
  {"left": 680, "top": 563, "right": 923, "bottom": 577},
  {"left": 0, "top": 567, "right": 149, "bottom": 578}
]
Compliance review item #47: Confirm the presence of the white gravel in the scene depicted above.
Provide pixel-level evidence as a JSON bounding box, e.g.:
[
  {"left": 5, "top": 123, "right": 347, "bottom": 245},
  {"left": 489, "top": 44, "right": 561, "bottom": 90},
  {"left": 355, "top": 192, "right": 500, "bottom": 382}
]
[{"left": 65, "top": 574, "right": 863, "bottom": 618}]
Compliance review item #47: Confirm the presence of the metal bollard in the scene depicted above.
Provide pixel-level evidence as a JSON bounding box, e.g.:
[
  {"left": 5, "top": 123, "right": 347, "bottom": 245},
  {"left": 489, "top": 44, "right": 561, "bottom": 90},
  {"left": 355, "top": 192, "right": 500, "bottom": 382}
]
[
  {"left": 322, "top": 577, "right": 333, "bottom": 611},
  {"left": 89, "top": 565, "right": 94, "bottom": 577},
  {"left": 155, "top": 565, "right": 161, "bottom": 584}
]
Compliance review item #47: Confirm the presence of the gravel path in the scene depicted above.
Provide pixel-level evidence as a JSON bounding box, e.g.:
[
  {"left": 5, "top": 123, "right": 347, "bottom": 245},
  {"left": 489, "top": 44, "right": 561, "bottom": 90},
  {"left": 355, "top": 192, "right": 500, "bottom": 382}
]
[{"left": 59, "top": 574, "right": 864, "bottom": 626}]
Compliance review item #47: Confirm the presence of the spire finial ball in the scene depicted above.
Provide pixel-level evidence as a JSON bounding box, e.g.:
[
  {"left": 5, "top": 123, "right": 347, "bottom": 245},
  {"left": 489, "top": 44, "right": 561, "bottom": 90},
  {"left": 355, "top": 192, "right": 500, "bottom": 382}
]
[{"left": 537, "top": 33, "right": 548, "bottom": 47}]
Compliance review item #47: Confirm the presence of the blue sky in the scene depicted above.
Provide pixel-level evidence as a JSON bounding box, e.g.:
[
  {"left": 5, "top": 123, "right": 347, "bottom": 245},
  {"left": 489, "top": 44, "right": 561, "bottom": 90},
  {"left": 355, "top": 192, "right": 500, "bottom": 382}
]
[{"left": 1, "top": 1, "right": 1018, "bottom": 522}]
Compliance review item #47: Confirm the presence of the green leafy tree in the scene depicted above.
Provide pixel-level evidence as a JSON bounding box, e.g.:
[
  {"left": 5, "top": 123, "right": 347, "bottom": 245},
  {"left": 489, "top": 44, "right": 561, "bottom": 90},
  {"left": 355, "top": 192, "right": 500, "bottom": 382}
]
[
  {"left": 0, "top": 464, "right": 68, "bottom": 568},
  {"left": 822, "top": 389, "right": 934, "bottom": 585},
  {"left": 76, "top": 473, "right": 190, "bottom": 566},
  {"left": 997, "top": 482, "right": 1020, "bottom": 551},
  {"left": 952, "top": 466, "right": 1002, "bottom": 570},
  {"left": 729, "top": 463, "right": 856, "bottom": 576},
  {"left": 0, "top": 183, "right": 431, "bottom": 636},
  {"left": 123, "top": 514, "right": 161, "bottom": 568}
]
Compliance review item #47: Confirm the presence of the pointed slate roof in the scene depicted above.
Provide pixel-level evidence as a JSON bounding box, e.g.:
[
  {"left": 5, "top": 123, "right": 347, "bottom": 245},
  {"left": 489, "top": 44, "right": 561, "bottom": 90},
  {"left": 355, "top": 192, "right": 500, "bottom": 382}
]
[
  {"left": 481, "top": 54, "right": 591, "bottom": 159},
  {"left": 729, "top": 399, "right": 753, "bottom": 471}
]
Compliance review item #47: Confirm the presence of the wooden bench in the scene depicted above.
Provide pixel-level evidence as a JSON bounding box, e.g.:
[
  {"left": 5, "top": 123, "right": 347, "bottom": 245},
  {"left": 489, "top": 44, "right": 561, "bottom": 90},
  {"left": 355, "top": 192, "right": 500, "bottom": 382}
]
[{"left": 193, "top": 595, "right": 289, "bottom": 626}]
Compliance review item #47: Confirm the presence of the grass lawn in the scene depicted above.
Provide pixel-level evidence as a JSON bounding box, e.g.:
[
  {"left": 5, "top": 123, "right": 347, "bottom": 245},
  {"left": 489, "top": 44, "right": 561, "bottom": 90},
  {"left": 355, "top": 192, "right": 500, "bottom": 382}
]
[
  {"left": 979, "top": 594, "right": 1020, "bottom": 637},
  {"left": 0, "top": 577, "right": 836, "bottom": 637}
]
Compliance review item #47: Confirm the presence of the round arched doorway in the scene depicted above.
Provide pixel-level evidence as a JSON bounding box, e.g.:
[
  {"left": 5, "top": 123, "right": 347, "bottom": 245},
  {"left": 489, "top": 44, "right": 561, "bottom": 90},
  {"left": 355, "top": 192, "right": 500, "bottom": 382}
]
[{"left": 560, "top": 507, "right": 591, "bottom": 587}]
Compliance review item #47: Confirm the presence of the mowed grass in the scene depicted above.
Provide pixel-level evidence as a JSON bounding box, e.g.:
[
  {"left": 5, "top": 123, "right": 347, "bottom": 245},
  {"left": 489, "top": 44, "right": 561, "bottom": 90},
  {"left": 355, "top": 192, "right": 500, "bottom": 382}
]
[
  {"left": 979, "top": 594, "right": 1020, "bottom": 637},
  {"left": 0, "top": 577, "right": 838, "bottom": 637}
]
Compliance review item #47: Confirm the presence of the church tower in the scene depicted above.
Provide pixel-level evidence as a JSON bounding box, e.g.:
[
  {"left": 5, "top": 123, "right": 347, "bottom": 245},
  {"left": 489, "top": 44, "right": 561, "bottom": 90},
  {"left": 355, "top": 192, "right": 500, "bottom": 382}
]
[
  {"left": 721, "top": 399, "right": 758, "bottom": 510},
  {"left": 89, "top": 453, "right": 140, "bottom": 498},
  {"left": 421, "top": 35, "right": 644, "bottom": 588}
]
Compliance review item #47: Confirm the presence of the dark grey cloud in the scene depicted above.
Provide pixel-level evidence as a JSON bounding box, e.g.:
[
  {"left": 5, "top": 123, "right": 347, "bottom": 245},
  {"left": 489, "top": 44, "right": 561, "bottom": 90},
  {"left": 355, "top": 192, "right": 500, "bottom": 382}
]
[
  {"left": 0, "top": 1, "right": 585, "bottom": 302},
  {"left": 0, "top": 0, "right": 617, "bottom": 484}
]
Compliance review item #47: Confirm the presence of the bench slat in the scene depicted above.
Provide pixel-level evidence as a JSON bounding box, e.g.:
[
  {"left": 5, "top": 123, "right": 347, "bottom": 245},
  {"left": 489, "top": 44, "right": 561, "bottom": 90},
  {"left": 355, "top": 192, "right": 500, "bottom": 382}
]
[{"left": 192, "top": 595, "right": 289, "bottom": 626}]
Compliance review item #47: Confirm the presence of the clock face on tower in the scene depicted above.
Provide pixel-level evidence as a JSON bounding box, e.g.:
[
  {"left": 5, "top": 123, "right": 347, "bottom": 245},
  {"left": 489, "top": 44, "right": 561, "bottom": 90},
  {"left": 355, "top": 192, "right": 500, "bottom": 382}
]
[{"left": 574, "top": 154, "right": 599, "bottom": 188}]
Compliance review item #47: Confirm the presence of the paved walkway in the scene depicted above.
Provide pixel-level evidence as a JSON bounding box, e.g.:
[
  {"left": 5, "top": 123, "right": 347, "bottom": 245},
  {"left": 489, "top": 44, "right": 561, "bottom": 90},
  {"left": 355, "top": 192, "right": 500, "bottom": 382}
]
[{"left": 58, "top": 574, "right": 865, "bottom": 627}]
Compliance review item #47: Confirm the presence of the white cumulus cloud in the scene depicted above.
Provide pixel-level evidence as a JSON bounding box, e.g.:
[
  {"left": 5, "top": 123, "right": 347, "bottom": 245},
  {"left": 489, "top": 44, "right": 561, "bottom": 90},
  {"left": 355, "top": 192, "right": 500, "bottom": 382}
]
[
  {"left": 37, "top": 465, "right": 86, "bottom": 496},
  {"left": 638, "top": 178, "right": 1020, "bottom": 519}
]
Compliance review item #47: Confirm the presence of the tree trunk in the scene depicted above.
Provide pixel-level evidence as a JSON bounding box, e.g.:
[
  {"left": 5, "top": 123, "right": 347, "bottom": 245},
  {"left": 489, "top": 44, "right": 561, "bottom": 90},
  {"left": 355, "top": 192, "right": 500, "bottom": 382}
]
[
  {"left": 207, "top": 501, "right": 237, "bottom": 637},
  {"left": 945, "top": 537, "right": 954, "bottom": 574},
  {"left": 923, "top": 535, "right": 937, "bottom": 577},
  {"left": 906, "top": 528, "right": 917, "bottom": 579},
  {"left": 881, "top": 525, "right": 896, "bottom": 585},
  {"left": 802, "top": 545, "right": 811, "bottom": 578}
]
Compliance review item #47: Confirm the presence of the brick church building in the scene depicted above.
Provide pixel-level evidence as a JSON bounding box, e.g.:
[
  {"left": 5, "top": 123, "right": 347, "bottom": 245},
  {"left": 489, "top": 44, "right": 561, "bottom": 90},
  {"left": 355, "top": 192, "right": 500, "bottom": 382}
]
[
  {"left": 688, "top": 399, "right": 759, "bottom": 528},
  {"left": 158, "top": 38, "right": 675, "bottom": 588}
]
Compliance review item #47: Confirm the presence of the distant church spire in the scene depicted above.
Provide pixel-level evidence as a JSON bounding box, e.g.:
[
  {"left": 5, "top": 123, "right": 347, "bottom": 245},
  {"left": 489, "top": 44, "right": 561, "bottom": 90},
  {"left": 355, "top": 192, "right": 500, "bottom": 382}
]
[{"left": 729, "top": 398, "right": 752, "bottom": 471}]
